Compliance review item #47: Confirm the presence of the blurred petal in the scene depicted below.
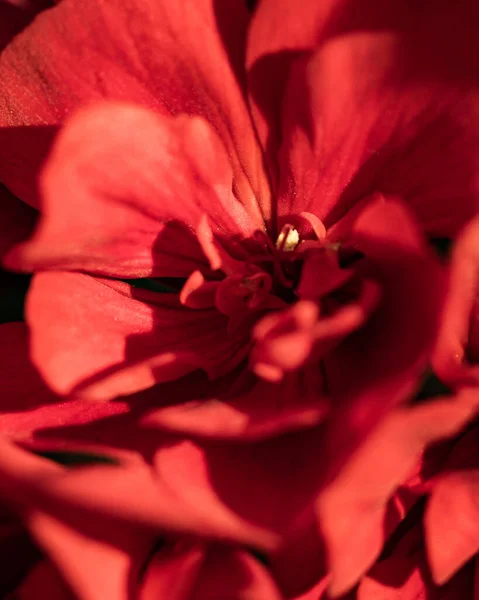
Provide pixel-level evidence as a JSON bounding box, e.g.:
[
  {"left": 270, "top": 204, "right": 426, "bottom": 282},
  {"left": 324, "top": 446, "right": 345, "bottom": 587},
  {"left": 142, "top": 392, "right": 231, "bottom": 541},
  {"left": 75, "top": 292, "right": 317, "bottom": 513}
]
[
  {"left": 0, "top": 184, "right": 36, "bottom": 260},
  {"left": 317, "top": 393, "right": 478, "bottom": 596},
  {"left": 433, "top": 215, "right": 479, "bottom": 387},
  {"left": 426, "top": 470, "right": 479, "bottom": 584},
  {"left": 0, "top": 0, "right": 54, "bottom": 50},
  {"left": 140, "top": 544, "right": 283, "bottom": 600},
  {"left": 142, "top": 371, "right": 328, "bottom": 441},
  {"left": 322, "top": 199, "right": 445, "bottom": 483}
]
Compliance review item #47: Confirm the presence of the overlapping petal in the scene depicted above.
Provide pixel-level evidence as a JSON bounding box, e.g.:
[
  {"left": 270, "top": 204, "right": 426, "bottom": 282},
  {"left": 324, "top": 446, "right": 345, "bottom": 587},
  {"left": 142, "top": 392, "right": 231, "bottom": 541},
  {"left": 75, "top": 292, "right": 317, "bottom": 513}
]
[
  {"left": 248, "top": 0, "right": 479, "bottom": 236},
  {"left": 0, "top": 0, "right": 269, "bottom": 221},
  {"left": 25, "top": 272, "right": 249, "bottom": 399},
  {"left": 321, "top": 198, "right": 446, "bottom": 481},
  {"left": 6, "top": 102, "right": 257, "bottom": 278},
  {"left": 0, "top": 185, "right": 36, "bottom": 260},
  {"left": 433, "top": 215, "right": 479, "bottom": 387},
  {"left": 140, "top": 543, "right": 283, "bottom": 600},
  {"left": 142, "top": 369, "right": 328, "bottom": 441},
  {"left": 0, "top": 322, "right": 130, "bottom": 437},
  {"left": 316, "top": 392, "right": 478, "bottom": 596},
  {"left": 0, "top": 0, "right": 54, "bottom": 50}
]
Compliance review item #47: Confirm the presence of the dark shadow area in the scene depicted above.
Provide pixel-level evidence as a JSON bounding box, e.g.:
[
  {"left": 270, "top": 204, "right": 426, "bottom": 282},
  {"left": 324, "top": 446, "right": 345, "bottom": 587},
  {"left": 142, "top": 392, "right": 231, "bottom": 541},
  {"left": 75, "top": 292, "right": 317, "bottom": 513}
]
[
  {"left": 0, "top": 0, "right": 54, "bottom": 51},
  {"left": 0, "top": 125, "right": 59, "bottom": 209},
  {"left": 0, "top": 269, "right": 31, "bottom": 324}
]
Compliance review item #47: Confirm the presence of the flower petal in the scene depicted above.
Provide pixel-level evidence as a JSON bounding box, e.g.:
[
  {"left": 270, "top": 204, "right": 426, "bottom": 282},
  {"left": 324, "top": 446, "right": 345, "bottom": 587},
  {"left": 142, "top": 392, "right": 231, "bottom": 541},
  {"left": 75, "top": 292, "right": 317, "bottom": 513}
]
[
  {"left": 26, "top": 510, "right": 153, "bottom": 600},
  {"left": 26, "top": 271, "right": 247, "bottom": 400},
  {"left": 0, "top": 438, "right": 278, "bottom": 554},
  {"left": 0, "top": 322, "right": 130, "bottom": 439},
  {"left": 249, "top": 0, "right": 479, "bottom": 235},
  {"left": 0, "top": 0, "right": 53, "bottom": 50},
  {"left": 0, "top": 0, "right": 269, "bottom": 221},
  {"left": 190, "top": 547, "right": 283, "bottom": 600},
  {"left": 11, "top": 560, "right": 74, "bottom": 600},
  {"left": 140, "top": 544, "right": 283, "bottom": 600},
  {"left": 155, "top": 434, "right": 323, "bottom": 536},
  {"left": 6, "top": 102, "right": 256, "bottom": 278},
  {"left": 317, "top": 393, "right": 477, "bottom": 597},
  {"left": 0, "top": 185, "right": 36, "bottom": 260},
  {"left": 426, "top": 470, "right": 479, "bottom": 585},
  {"left": 142, "top": 370, "right": 328, "bottom": 441},
  {"left": 321, "top": 198, "right": 445, "bottom": 483},
  {"left": 433, "top": 215, "right": 479, "bottom": 387}
]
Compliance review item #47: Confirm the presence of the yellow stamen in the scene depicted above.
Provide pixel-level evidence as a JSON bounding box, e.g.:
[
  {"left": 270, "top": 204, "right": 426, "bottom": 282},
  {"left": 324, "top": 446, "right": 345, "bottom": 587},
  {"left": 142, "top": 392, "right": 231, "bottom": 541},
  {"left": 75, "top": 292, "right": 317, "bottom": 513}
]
[{"left": 276, "top": 225, "right": 300, "bottom": 252}]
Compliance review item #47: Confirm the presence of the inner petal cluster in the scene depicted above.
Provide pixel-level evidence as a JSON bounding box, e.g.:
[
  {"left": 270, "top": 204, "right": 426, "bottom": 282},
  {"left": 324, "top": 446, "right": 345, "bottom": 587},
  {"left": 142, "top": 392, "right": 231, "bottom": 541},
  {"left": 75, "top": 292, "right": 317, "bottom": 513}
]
[{"left": 174, "top": 213, "right": 381, "bottom": 384}]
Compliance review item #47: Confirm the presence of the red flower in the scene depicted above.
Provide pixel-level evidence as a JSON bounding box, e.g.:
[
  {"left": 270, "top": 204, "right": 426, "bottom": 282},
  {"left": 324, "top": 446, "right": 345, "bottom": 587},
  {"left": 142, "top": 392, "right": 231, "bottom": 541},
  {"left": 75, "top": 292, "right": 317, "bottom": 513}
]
[{"left": 1, "top": 0, "right": 479, "bottom": 598}]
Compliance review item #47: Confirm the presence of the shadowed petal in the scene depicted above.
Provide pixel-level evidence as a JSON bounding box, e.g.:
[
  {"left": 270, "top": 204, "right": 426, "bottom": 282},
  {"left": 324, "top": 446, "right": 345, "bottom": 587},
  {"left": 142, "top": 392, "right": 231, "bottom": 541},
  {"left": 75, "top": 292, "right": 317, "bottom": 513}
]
[
  {"left": 6, "top": 103, "right": 257, "bottom": 279},
  {"left": 317, "top": 392, "right": 478, "bottom": 597},
  {"left": 25, "top": 272, "right": 248, "bottom": 400}
]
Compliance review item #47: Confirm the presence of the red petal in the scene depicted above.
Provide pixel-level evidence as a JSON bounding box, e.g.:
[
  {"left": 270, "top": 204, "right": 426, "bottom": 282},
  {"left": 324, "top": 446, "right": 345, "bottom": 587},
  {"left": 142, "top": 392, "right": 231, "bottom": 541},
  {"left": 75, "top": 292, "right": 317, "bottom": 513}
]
[
  {"left": 0, "top": 322, "right": 129, "bottom": 438},
  {"left": 26, "top": 271, "right": 247, "bottom": 399},
  {"left": 142, "top": 370, "right": 328, "bottom": 441},
  {"left": 140, "top": 543, "right": 205, "bottom": 600},
  {"left": 317, "top": 394, "right": 477, "bottom": 596},
  {"left": 0, "top": 0, "right": 269, "bottom": 221},
  {"left": 11, "top": 560, "right": 74, "bottom": 600},
  {"left": 141, "top": 544, "right": 283, "bottom": 600},
  {"left": 27, "top": 510, "right": 153, "bottom": 600},
  {"left": 433, "top": 215, "right": 479, "bottom": 387},
  {"left": 0, "top": 185, "right": 36, "bottom": 259},
  {"left": 426, "top": 470, "right": 479, "bottom": 584},
  {"left": 322, "top": 199, "right": 445, "bottom": 482},
  {"left": 0, "top": 438, "right": 277, "bottom": 551},
  {"left": 191, "top": 548, "right": 283, "bottom": 600},
  {"left": 0, "top": 0, "right": 53, "bottom": 50},
  {"left": 7, "top": 102, "right": 257, "bottom": 278},
  {"left": 154, "top": 433, "right": 323, "bottom": 537},
  {"left": 249, "top": 0, "right": 479, "bottom": 235}
]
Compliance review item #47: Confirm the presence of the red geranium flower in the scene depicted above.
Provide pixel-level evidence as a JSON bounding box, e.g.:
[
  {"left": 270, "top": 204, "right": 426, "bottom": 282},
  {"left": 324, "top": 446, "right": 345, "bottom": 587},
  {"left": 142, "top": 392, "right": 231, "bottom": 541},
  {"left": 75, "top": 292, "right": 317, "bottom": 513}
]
[{"left": 1, "top": 0, "right": 479, "bottom": 598}]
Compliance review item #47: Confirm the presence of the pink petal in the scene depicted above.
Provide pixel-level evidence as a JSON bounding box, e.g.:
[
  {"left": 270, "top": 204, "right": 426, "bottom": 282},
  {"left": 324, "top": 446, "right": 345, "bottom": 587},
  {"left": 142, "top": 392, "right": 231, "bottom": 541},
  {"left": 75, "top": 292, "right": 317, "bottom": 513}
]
[
  {"left": 0, "top": 0, "right": 269, "bottom": 221},
  {"left": 7, "top": 102, "right": 256, "bottom": 278},
  {"left": 426, "top": 470, "right": 479, "bottom": 584},
  {"left": 317, "top": 393, "right": 477, "bottom": 597},
  {"left": 25, "top": 271, "right": 247, "bottom": 399}
]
